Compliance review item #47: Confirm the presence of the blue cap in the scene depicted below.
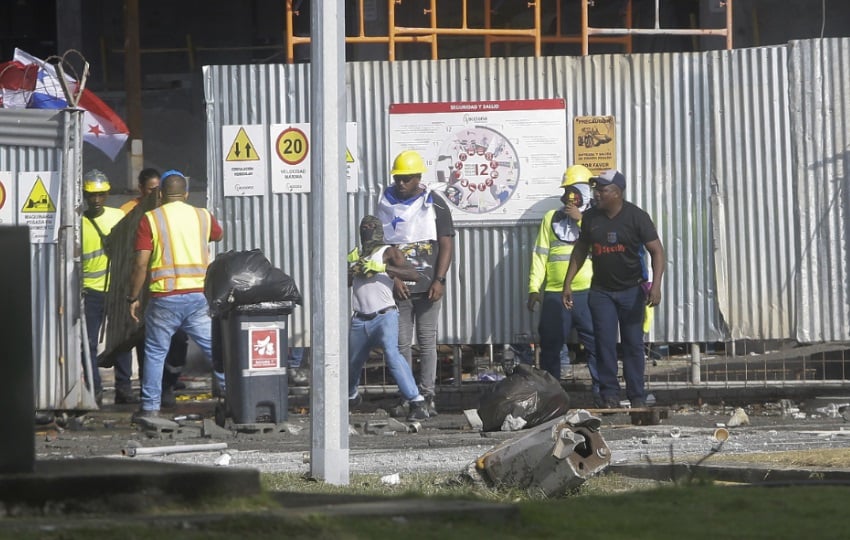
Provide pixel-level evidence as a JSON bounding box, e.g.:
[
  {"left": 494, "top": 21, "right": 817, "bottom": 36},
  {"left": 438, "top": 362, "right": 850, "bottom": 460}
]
[{"left": 161, "top": 169, "right": 185, "bottom": 179}]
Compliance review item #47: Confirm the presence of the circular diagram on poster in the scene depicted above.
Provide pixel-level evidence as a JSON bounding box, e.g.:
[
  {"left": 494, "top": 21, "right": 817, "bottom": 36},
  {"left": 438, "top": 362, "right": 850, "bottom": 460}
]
[{"left": 434, "top": 126, "right": 520, "bottom": 214}]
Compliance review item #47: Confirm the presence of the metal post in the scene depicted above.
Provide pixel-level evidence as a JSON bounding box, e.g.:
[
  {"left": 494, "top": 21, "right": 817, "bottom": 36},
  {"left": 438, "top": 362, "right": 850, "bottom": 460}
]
[
  {"left": 123, "top": 0, "right": 144, "bottom": 191},
  {"left": 581, "top": 0, "right": 589, "bottom": 56},
  {"left": 726, "top": 0, "right": 734, "bottom": 50},
  {"left": 310, "top": 0, "right": 349, "bottom": 485},
  {"left": 690, "top": 343, "right": 701, "bottom": 384},
  {"left": 0, "top": 227, "right": 34, "bottom": 473}
]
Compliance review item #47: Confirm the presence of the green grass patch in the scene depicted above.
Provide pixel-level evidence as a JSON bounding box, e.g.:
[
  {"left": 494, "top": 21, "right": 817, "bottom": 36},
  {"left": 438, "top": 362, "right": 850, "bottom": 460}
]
[{"left": 6, "top": 470, "right": 850, "bottom": 539}]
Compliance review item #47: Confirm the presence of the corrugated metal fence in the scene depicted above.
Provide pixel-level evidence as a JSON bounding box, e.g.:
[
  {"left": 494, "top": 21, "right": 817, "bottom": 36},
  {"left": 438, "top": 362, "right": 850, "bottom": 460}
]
[
  {"left": 0, "top": 108, "right": 89, "bottom": 410},
  {"left": 200, "top": 38, "right": 846, "bottom": 348}
]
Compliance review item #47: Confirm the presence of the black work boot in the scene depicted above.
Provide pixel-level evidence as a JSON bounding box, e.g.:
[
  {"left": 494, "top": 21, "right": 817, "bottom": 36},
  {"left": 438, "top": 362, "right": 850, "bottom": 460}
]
[
  {"left": 115, "top": 386, "right": 140, "bottom": 405},
  {"left": 407, "top": 400, "right": 430, "bottom": 422}
]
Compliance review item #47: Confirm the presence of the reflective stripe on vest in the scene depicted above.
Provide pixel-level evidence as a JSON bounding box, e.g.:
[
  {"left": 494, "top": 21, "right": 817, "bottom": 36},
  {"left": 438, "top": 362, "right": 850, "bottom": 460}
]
[
  {"left": 146, "top": 202, "right": 211, "bottom": 294},
  {"left": 528, "top": 209, "right": 593, "bottom": 293},
  {"left": 81, "top": 207, "right": 124, "bottom": 292}
]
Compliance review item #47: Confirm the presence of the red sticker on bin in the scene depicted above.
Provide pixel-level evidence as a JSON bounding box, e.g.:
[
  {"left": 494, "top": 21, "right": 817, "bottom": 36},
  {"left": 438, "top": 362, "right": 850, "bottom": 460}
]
[{"left": 249, "top": 328, "right": 280, "bottom": 369}]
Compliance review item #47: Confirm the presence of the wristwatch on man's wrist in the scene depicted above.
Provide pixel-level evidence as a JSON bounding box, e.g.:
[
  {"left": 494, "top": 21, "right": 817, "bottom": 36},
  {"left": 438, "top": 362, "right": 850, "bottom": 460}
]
[
  {"left": 126, "top": 295, "right": 138, "bottom": 303},
  {"left": 435, "top": 276, "right": 446, "bottom": 285}
]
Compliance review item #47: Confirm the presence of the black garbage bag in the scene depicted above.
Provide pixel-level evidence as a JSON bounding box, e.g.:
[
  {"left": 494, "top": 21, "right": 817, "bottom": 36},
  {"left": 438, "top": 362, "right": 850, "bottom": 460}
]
[
  {"left": 477, "top": 364, "right": 570, "bottom": 432},
  {"left": 204, "top": 249, "right": 302, "bottom": 316}
]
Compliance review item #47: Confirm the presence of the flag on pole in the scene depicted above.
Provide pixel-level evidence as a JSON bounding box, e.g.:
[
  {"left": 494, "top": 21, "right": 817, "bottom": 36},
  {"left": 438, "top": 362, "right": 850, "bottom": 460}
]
[
  {"left": 0, "top": 61, "right": 38, "bottom": 108},
  {"left": 6, "top": 49, "right": 129, "bottom": 160}
]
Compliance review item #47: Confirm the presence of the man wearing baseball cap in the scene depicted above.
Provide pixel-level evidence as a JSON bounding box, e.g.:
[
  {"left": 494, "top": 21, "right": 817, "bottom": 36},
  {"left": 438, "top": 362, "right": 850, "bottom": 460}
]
[{"left": 561, "top": 169, "right": 665, "bottom": 408}]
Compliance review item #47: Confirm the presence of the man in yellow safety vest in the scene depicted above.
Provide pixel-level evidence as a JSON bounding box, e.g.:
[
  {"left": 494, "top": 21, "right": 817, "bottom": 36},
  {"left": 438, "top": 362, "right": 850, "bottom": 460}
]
[
  {"left": 81, "top": 169, "right": 136, "bottom": 406},
  {"left": 527, "top": 164, "right": 601, "bottom": 406},
  {"left": 126, "top": 170, "right": 225, "bottom": 419}
]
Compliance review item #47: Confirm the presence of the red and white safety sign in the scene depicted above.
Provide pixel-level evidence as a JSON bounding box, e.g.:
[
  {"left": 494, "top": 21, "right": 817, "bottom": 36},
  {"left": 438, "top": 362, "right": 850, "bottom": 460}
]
[{"left": 249, "top": 327, "right": 280, "bottom": 369}]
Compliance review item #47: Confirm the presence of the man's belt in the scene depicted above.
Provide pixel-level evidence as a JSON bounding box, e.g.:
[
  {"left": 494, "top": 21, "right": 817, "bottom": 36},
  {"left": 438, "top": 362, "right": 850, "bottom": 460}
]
[{"left": 353, "top": 305, "right": 397, "bottom": 321}]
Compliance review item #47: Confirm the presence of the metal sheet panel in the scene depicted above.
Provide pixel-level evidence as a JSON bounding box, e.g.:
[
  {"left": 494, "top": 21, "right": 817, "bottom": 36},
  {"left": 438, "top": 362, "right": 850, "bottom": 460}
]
[
  {"left": 0, "top": 109, "right": 86, "bottom": 410},
  {"left": 0, "top": 108, "right": 63, "bottom": 148},
  {"left": 791, "top": 39, "right": 850, "bottom": 342},
  {"left": 711, "top": 46, "right": 796, "bottom": 339},
  {"left": 204, "top": 40, "right": 845, "bottom": 345}
]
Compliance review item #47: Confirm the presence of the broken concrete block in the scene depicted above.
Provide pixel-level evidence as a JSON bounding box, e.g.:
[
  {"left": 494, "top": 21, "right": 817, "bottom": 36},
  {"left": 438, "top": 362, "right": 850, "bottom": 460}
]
[
  {"left": 474, "top": 413, "right": 610, "bottom": 497},
  {"left": 202, "top": 418, "right": 234, "bottom": 438},
  {"left": 386, "top": 418, "right": 409, "bottom": 432},
  {"left": 463, "top": 409, "right": 484, "bottom": 431},
  {"left": 727, "top": 408, "right": 750, "bottom": 427}
]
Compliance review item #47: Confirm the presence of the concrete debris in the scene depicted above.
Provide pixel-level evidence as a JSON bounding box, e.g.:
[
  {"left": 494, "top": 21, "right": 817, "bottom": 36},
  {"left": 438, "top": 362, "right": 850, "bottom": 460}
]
[
  {"left": 349, "top": 424, "right": 360, "bottom": 436},
  {"left": 276, "top": 421, "right": 304, "bottom": 435},
  {"left": 202, "top": 418, "right": 234, "bottom": 439},
  {"left": 727, "top": 408, "right": 750, "bottom": 427},
  {"left": 214, "top": 453, "right": 232, "bottom": 467},
  {"left": 463, "top": 409, "right": 484, "bottom": 431},
  {"left": 364, "top": 419, "right": 408, "bottom": 435},
  {"left": 380, "top": 473, "right": 401, "bottom": 485},
  {"left": 814, "top": 403, "right": 850, "bottom": 419},
  {"left": 500, "top": 414, "right": 527, "bottom": 432},
  {"left": 779, "top": 399, "right": 799, "bottom": 416},
  {"left": 474, "top": 412, "right": 611, "bottom": 497},
  {"left": 670, "top": 427, "right": 681, "bottom": 438},
  {"left": 792, "top": 412, "right": 807, "bottom": 420},
  {"left": 407, "top": 421, "right": 422, "bottom": 434}
]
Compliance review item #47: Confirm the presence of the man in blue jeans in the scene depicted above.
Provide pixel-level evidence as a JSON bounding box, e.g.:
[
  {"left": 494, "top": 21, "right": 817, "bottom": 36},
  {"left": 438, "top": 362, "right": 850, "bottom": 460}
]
[
  {"left": 527, "top": 164, "right": 601, "bottom": 405},
  {"left": 562, "top": 170, "right": 665, "bottom": 408},
  {"left": 347, "top": 215, "right": 429, "bottom": 422},
  {"left": 127, "top": 170, "right": 226, "bottom": 419},
  {"left": 377, "top": 150, "right": 455, "bottom": 416}
]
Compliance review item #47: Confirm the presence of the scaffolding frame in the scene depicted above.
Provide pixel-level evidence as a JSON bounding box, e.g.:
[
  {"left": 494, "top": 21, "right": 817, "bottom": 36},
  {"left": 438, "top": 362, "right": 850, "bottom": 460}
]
[{"left": 284, "top": 0, "right": 733, "bottom": 63}]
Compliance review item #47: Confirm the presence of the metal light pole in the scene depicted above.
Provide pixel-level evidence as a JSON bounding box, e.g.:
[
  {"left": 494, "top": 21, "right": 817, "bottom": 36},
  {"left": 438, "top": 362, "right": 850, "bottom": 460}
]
[{"left": 309, "top": 0, "right": 349, "bottom": 485}]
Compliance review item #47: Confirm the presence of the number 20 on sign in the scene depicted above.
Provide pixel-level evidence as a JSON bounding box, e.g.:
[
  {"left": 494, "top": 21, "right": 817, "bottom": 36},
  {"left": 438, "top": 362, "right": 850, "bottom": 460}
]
[{"left": 276, "top": 127, "right": 309, "bottom": 165}]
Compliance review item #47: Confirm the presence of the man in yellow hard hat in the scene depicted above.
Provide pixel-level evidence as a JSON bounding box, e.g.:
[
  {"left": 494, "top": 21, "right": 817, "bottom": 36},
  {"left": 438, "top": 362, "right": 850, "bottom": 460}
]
[
  {"left": 528, "top": 164, "right": 601, "bottom": 406},
  {"left": 81, "top": 169, "right": 137, "bottom": 406},
  {"left": 376, "top": 150, "right": 455, "bottom": 417}
]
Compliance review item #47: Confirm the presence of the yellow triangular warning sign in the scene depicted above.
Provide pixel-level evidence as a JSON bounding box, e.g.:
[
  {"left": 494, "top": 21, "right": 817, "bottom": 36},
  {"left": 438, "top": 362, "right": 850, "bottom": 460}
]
[
  {"left": 226, "top": 127, "right": 260, "bottom": 162},
  {"left": 22, "top": 177, "right": 56, "bottom": 213},
  {"left": 345, "top": 147, "right": 355, "bottom": 163}
]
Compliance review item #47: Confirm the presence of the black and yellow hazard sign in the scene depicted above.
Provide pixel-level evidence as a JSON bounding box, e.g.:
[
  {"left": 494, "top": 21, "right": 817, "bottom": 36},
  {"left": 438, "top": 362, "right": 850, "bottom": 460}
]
[
  {"left": 345, "top": 147, "right": 355, "bottom": 163},
  {"left": 22, "top": 177, "right": 56, "bottom": 213},
  {"left": 226, "top": 127, "right": 260, "bottom": 162}
]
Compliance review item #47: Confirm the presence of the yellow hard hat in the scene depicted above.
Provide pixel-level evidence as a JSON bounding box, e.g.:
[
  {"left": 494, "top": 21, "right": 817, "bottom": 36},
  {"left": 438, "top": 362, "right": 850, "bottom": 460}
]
[
  {"left": 83, "top": 169, "right": 111, "bottom": 193},
  {"left": 391, "top": 150, "right": 427, "bottom": 176},
  {"left": 560, "top": 164, "right": 593, "bottom": 188}
]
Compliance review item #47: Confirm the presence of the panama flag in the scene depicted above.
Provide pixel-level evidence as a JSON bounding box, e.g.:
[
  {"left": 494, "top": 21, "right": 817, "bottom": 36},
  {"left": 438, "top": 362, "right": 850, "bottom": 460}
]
[
  {"left": 0, "top": 60, "right": 38, "bottom": 108},
  {"left": 12, "top": 49, "right": 129, "bottom": 160}
]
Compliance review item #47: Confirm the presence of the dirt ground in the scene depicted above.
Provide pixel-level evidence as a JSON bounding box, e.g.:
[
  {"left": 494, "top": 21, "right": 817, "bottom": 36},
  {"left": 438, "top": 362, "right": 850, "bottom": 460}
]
[{"left": 35, "top": 378, "right": 850, "bottom": 477}]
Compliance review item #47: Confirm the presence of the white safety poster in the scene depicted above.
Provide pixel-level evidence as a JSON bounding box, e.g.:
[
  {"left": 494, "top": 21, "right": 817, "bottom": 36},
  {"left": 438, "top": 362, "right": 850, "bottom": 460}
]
[
  {"left": 0, "top": 171, "right": 15, "bottom": 224},
  {"left": 270, "top": 122, "right": 359, "bottom": 194},
  {"left": 222, "top": 124, "right": 268, "bottom": 196},
  {"left": 18, "top": 171, "right": 59, "bottom": 243},
  {"left": 389, "top": 99, "right": 567, "bottom": 223},
  {"left": 345, "top": 122, "right": 359, "bottom": 193}
]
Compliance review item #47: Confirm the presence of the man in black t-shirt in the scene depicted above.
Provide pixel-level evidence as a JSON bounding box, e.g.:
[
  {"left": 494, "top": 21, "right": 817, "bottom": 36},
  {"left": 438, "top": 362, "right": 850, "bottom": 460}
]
[{"left": 561, "top": 170, "right": 665, "bottom": 408}]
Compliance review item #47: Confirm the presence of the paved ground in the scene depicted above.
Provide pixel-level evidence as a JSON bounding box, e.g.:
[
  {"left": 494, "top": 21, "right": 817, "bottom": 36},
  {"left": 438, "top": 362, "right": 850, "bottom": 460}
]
[{"left": 34, "top": 381, "right": 850, "bottom": 479}]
